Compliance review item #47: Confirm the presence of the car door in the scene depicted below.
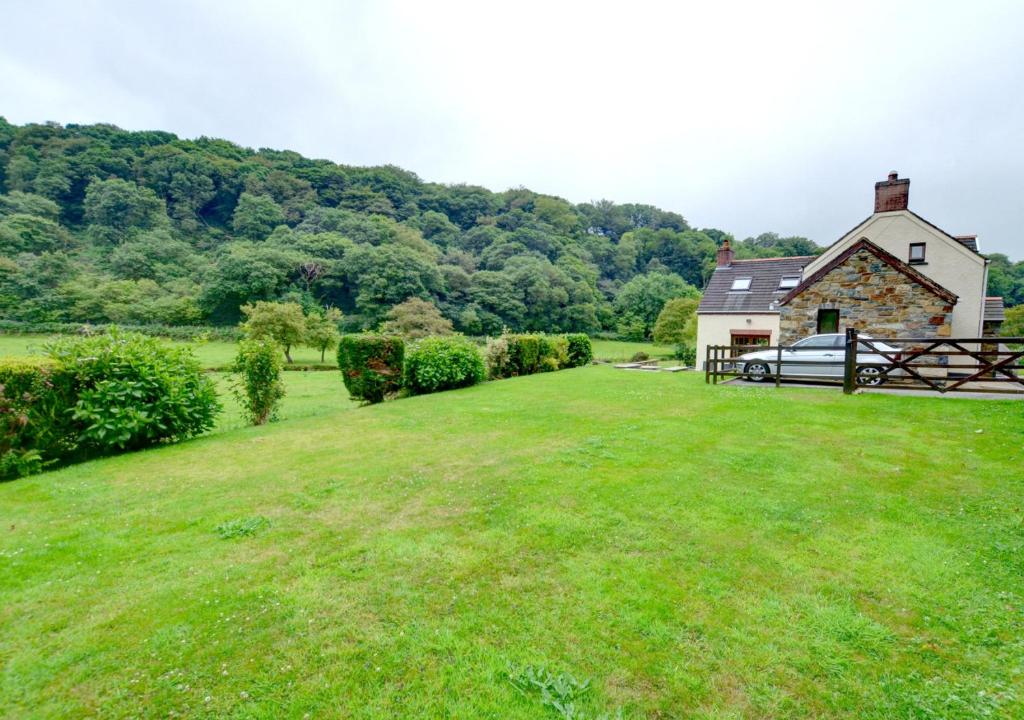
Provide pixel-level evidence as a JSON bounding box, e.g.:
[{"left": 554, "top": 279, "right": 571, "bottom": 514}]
[
  {"left": 820, "top": 334, "right": 846, "bottom": 377},
  {"left": 782, "top": 335, "right": 834, "bottom": 377}
]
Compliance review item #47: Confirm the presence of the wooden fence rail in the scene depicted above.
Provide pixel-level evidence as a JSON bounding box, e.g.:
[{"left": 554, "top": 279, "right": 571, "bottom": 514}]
[{"left": 706, "top": 329, "right": 1024, "bottom": 395}]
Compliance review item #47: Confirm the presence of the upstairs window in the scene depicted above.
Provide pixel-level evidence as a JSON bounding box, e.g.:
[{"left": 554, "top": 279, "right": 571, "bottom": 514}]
[
  {"left": 909, "top": 242, "right": 926, "bottom": 264},
  {"left": 730, "top": 277, "right": 752, "bottom": 291},
  {"left": 778, "top": 275, "right": 800, "bottom": 290}
]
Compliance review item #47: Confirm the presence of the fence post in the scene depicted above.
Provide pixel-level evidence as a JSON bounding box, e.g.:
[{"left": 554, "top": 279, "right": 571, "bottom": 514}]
[
  {"left": 704, "top": 344, "right": 711, "bottom": 384},
  {"left": 775, "top": 342, "right": 782, "bottom": 389},
  {"left": 843, "top": 327, "right": 858, "bottom": 395}
]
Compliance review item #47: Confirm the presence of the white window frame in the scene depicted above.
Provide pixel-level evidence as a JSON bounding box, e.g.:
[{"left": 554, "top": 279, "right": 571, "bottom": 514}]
[
  {"left": 730, "top": 277, "right": 752, "bottom": 291},
  {"left": 778, "top": 275, "right": 800, "bottom": 290}
]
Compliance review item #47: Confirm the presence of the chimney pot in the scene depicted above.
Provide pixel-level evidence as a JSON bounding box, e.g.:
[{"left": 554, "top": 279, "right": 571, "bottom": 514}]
[{"left": 874, "top": 171, "right": 910, "bottom": 212}]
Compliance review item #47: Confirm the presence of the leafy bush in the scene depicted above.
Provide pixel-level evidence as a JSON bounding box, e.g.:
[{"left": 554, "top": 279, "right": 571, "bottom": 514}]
[
  {"left": 564, "top": 334, "right": 593, "bottom": 367},
  {"left": 337, "top": 334, "right": 405, "bottom": 404},
  {"left": 47, "top": 330, "right": 220, "bottom": 453},
  {"left": 2, "top": 331, "right": 220, "bottom": 478},
  {"left": 485, "top": 335, "right": 513, "bottom": 379},
  {"left": 232, "top": 338, "right": 285, "bottom": 425},
  {"left": 630, "top": 351, "right": 650, "bottom": 362},
  {"left": 240, "top": 301, "right": 307, "bottom": 363},
  {"left": 403, "top": 336, "right": 486, "bottom": 395},
  {"left": 673, "top": 343, "right": 697, "bottom": 366},
  {"left": 0, "top": 357, "right": 71, "bottom": 478},
  {"left": 539, "top": 336, "right": 569, "bottom": 372},
  {"left": 507, "top": 334, "right": 544, "bottom": 375}
]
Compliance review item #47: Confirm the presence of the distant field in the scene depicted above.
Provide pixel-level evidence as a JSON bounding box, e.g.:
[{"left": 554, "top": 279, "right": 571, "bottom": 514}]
[
  {"left": 0, "top": 333, "right": 334, "bottom": 369},
  {"left": 590, "top": 338, "right": 675, "bottom": 361},
  {"left": 2, "top": 366, "right": 1022, "bottom": 718},
  {"left": 0, "top": 334, "right": 673, "bottom": 367}
]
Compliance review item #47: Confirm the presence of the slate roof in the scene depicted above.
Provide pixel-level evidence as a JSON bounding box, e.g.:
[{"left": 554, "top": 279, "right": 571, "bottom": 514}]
[
  {"left": 984, "top": 296, "right": 1006, "bottom": 323},
  {"left": 954, "top": 235, "right": 979, "bottom": 252},
  {"left": 778, "top": 238, "right": 958, "bottom": 306},
  {"left": 697, "top": 256, "right": 813, "bottom": 314}
]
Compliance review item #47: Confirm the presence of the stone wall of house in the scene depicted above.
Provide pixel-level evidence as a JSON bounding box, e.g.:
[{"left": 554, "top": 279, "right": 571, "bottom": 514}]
[{"left": 779, "top": 247, "right": 955, "bottom": 342}]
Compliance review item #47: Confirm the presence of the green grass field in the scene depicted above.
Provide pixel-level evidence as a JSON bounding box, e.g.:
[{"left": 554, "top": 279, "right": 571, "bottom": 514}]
[
  {"left": 2, "top": 365, "right": 1022, "bottom": 718},
  {"left": 0, "top": 334, "right": 673, "bottom": 368},
  {"left": 0, "top": 334, "right": 336, "bottom": 370}
]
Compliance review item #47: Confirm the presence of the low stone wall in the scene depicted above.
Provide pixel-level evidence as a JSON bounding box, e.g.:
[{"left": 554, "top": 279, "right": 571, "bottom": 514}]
[{"left": 780, "top": 247, "right": 954, "bottom": 342}]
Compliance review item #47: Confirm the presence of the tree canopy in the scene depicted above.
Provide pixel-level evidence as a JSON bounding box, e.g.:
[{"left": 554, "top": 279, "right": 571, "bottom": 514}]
[{"left": 6, "top": 118, "right": 1013, "bottom": 339}]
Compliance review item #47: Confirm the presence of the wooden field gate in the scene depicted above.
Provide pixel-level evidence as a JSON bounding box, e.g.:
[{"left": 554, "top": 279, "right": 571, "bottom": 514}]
[{"left": 706, "top": 328, "right": 1024, "bottom": 396}]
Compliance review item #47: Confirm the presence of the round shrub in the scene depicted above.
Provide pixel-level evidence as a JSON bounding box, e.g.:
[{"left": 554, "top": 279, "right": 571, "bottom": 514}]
[
  {"left": 403, "top": 336, "right": 486, "bottom": 395},
  {"left": 46, "top": 329, "right": 220, "bottom": 454},
  {"left": 337, "top": 334, "right": 404, "bottom": 404}
]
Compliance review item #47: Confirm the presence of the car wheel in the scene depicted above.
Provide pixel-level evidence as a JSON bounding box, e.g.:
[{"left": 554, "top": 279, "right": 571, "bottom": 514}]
[
  {"left": 744, "top": 362, "right": 771, "bottom": 382},
  {"left": 857, "top": 365, "right": 884, "bottom": 386}
]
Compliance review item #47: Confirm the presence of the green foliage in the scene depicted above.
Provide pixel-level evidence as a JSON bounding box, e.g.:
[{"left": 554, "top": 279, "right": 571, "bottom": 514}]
[
  {"left": 231, "top": 338, "right": 285, "bottom": 425},
  {"left": 614, "top": 272, "right": 699, "bottom": 338},
  {"left": 563, "top": 334, "right": 593, "bottom": 367},
  {"left": 380, "top": 297, "right": 453, "bottom": 339},
  {"left": 403, "top": 336, "right": 485, "bottom": 395},
  {"left": 652, "top": 296, "right": 699, "bottom": 345},
  {"left": 0, "top": 357, "right": 67, "bottom": 478},
  {"left": 215, "top": 515, "right": 270, "bottom": 539},
  {"left": 673, "top": 343, "right": 697, "bottom": 366},
  {"left": 506, "top": 664, "right": 621, "bottom": 720},
  {"left": 0, "top": 213, "right": 70, "bottom": 254},
  {"left": 46, "top": 330, "right": 220, "bottom": 453},
  {"left": 337, "top": 334, "right": 404, "bottom": 404},
  {"left": 83, "top": 178, "right": 165, "bottom": 242},
  {"left": 232, "top": 192, "right": 286, "bottom": 240},
  {"left": 1002, "top": 304, "right": 1024, "bottom": 338},
  {"left": 240, "top": 301, "right": 307, "bottom": 362},
  {"left": 490, "top": 333, "right": 576, "bottom": 378},
  {"left": 305, "top": 307, "right": 342, "bottom": 362}
]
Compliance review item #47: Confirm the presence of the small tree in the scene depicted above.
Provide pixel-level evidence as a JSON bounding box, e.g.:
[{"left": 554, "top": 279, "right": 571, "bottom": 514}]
[
  {"left": 653, "top": 297, "right": 700, "bottom": 345},
  {"left": 232, "top": 338, "right": 285, "bottom": 425},
  {"left": 381, "top": 298, "right": 454, "bottom": 340},
  {"left": 306, "top": 307, "right": 342, "bottom": 363},
  {"left": 240, "top": 301, "right": 306, "bottom": 363}
]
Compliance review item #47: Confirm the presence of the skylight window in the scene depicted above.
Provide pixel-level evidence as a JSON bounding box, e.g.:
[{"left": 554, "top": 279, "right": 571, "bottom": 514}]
[
  {"left": 730, "top": 277, "right": 752, "bottom": 291},
  {"left": 778, "top": 275, "right": 800, "bottom": 290}
]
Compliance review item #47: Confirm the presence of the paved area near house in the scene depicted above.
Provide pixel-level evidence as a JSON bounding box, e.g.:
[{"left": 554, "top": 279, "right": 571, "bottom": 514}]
[{"left": 723, "top": 377, "right": 1024, "bottom": 400}]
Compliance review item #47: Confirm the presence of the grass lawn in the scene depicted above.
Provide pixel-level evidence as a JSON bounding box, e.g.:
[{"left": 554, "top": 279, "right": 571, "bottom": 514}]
[
  {"left": 3, "top": 368, "right": 1024, "bottom": 718},
  {"left": 590, "top": 339, "right": 676, "bottom": 361}
]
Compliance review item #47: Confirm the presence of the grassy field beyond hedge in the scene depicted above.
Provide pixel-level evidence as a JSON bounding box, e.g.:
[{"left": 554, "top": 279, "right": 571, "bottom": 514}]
[{"left": 2, "top": 368, "right": 1023, "bottom": 718}]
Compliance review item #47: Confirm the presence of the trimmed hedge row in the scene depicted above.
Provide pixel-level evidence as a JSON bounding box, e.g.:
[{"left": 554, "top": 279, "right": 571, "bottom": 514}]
[
  {"left": 486, "top": 333, "right": 592, "bottom": 379},
  {"left": 0, "top": 331, "right": 220, "bottom": 479},
  {"left": 336, "top": 332, "right": 593, "bottom": 404}
]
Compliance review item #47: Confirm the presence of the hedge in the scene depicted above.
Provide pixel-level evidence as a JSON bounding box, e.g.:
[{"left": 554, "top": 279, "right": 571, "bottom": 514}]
[
  {"left": 0, "top": 320, "right": 242, "bottom": 342},
  {"left": 403, "top": 336, "right": 486, "bottom": 395},
  {"left": 486, "top": 333, "right": 592, "bottom": 379},
  {"left": 337, "top": 334, "right": 405, "bottom": 404},
  {"left": 1, "top": 330, "right": 220, "bottom": 479}
]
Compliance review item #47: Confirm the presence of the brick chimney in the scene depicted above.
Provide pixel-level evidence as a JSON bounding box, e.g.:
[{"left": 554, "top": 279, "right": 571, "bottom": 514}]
[
  {"left": 874, "top": 171, "right": 910, "bottom": 212},
  {"left": 716, "top": 238, "right": 734, "bottom": 268}
]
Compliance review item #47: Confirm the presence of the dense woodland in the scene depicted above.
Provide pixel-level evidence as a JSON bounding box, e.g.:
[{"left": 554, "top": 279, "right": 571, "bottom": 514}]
[{"left": 1, "top": 119, "right": 1021, "bottom": 337}]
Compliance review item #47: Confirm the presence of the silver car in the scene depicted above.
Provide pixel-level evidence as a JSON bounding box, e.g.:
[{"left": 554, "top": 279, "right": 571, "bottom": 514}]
[{"left": 738, "top": 333, "right": 901, "bottom": 386}]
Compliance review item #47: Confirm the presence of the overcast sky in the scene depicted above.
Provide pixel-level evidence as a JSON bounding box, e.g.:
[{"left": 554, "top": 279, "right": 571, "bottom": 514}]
[{"left": 2, "top": 0, "right": 1022, "bottom": 257}]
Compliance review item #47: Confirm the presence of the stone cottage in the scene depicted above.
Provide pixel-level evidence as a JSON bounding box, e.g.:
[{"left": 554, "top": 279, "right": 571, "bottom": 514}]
[{"left": 695, "top": 172, "right": 1004, "bottom": 366}]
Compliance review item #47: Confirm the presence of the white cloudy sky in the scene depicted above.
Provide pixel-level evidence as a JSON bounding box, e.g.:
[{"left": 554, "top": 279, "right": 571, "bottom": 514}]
[{"left": 2, "top": 0, "right": 1023, "bottom": 256}]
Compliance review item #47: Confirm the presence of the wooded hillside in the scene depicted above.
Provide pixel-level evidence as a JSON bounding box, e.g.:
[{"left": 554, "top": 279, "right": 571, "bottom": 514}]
[{"left": 3, "top": 117, "right": 954, "bottom": 335}]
